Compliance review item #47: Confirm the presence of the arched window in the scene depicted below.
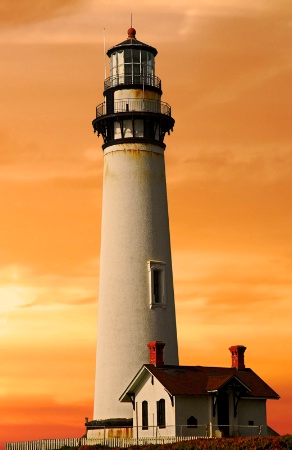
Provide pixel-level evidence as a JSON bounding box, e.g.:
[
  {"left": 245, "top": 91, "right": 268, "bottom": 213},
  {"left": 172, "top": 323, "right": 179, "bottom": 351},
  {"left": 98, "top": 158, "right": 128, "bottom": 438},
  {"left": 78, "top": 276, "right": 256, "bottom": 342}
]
[
  {"left": 187, "top": 416, "right": 198, "bottom": 428},
  {"left": 157, "top": 399, "right": 166, "bottom": 428},
  {"left": 142, "top": 401, "right": 148, "bottom": 429}
]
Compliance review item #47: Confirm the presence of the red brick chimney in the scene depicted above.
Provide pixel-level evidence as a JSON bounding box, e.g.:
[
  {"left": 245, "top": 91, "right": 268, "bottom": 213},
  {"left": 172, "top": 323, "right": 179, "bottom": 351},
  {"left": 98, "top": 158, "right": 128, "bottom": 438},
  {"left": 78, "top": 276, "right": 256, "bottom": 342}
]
[
  {"left": 229, "top": 345, "right": 246, "bottom": 370},
  {"left": 147, "top": 341, "right": 165, "bottom": 367}
]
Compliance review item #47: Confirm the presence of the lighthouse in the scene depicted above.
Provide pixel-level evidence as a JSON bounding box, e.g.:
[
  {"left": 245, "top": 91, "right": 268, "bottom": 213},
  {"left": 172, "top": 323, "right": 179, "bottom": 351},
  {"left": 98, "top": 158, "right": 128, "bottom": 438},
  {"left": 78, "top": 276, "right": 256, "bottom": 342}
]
[{"left": 91, "top": 28, "right": 179, "bottom": 424}]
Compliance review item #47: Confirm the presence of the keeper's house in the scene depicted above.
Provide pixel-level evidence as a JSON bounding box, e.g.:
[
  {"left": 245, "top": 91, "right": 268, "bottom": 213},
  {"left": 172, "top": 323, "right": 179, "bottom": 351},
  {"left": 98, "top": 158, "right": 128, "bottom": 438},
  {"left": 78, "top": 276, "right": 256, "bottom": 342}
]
[{"left": 119, "top": 342, "right": 279, "bottom": 438}]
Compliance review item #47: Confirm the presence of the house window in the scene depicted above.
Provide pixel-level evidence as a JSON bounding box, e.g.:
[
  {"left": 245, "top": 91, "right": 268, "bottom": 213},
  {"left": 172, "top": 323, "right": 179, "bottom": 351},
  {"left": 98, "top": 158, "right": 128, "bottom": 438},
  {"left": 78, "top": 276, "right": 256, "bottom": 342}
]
[
  {"left": 147, "top": 261, "right": 166, "bottom": 308},
  {"left": 187, "top": 416, "right": 198, "bottom": 428},
  {"left": 142, "top": 401, "right": 148, "bottom": 429},
  {"left": 248, "top": 420, "right": 254, "bottom": 426},
  {"left": 157, "top": 399, "right": 166, "bottom": 428}
]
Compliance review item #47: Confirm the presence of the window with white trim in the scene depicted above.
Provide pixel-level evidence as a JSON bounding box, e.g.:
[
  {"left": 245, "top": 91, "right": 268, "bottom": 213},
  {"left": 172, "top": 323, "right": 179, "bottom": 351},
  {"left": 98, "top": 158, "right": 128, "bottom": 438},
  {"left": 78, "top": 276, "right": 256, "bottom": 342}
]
[{"left": 148, "top": 261, "right": 166, "bottom": 308}]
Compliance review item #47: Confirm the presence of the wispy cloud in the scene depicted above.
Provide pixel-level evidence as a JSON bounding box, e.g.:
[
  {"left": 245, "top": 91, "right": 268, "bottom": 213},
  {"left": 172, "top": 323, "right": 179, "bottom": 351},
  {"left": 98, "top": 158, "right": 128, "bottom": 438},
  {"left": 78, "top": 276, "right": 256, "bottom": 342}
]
[{"left": 0, "top": 0, "right": 85, "bottom": 27}]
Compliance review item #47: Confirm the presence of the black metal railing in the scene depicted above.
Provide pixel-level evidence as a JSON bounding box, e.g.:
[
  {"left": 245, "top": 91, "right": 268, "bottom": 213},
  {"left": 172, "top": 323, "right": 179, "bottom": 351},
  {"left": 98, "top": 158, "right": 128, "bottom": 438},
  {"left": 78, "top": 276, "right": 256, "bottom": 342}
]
[
  {"left": 104, "top": 75, "right": 161, "bottom": 90},
  {"left": 95, "top": 99, "right": 171, "bottom": 118}
]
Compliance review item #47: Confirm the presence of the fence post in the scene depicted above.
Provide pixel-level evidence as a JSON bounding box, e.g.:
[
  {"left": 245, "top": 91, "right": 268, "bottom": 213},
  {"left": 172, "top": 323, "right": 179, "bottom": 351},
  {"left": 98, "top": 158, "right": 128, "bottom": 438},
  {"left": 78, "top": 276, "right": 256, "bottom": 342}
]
[{"left": 136, "top": 404, "right": 139, "bottom": 441}]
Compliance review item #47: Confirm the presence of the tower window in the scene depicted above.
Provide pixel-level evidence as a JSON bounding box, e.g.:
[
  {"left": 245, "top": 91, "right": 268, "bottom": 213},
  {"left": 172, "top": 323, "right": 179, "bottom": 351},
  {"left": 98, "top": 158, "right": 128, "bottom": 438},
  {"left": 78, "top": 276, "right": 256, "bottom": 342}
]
[
  {"left": 134, "top": 119, "right": 144, "bottom": 138},
  {"left": 153, "top": 269, "right": 161, "bottom": 303},
  {"left": 157, "top": 399, "right": 166, "bottom": 428},
  {"left": 114, "top": 121, "right": 122, "bottom": 139},
  {"left": 148, "top": 261, "right": 166, "bottom": 308},
  {"left": 123, "top": 119, "right": 133, "bottom": 138},
  {"left": 142, "top": 401, "right": 148, "bottom": 429}
]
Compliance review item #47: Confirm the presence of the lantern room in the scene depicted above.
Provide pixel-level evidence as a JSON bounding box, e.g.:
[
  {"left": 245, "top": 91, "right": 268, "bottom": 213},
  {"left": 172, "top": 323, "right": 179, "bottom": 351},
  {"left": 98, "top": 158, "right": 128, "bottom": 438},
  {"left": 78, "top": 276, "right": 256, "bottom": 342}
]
[
  {"left": 93, "top": 28, "right": 174, "bottom": 149},
  {"left": 106, "top": 27, "right": 157, "bottom": 88}
]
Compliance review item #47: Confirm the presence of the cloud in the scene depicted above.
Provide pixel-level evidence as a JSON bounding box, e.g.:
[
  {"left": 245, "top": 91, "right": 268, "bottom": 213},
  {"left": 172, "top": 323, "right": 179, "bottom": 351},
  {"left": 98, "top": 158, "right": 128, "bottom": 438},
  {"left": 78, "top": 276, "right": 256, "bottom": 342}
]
[
  {"left": 21, "top": 293, "right": 97, "bottom": 309},
  {"left": 166, "top": 0, "right": 292, "bottom": 150},
  {"left": 0, "top": 394, "right": 89, "bottom": 420},
  {"left": 173, "top": 247, "right": 292, "bottom": 327},
  {"left": 175, "top": 144, "right": 292, "bottom": 184},
  {"left": 177, "top": 0, "right": 292, "bottom": 36},
  {"left": 0, "top": 395, "right": 91, "bottom": 448},
  {"left": 0, "top": 174, "right": 101, "bottom": 276},
  {"left": 0, "top": 0, "right": 85, "bottom": 27},
  {"left": 0, "top": 129, "right": 103, "bottom": 182}
]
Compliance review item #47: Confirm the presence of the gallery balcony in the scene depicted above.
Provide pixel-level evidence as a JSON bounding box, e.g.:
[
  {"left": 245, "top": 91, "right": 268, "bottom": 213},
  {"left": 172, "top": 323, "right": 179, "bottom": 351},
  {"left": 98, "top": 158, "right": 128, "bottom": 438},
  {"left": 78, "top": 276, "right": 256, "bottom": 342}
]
[
  {"left": 95, "top": 98, "right": 172, "bottom": 118},
  {"left": 104, "top": 75, "right": 161, "bottom": 91}
]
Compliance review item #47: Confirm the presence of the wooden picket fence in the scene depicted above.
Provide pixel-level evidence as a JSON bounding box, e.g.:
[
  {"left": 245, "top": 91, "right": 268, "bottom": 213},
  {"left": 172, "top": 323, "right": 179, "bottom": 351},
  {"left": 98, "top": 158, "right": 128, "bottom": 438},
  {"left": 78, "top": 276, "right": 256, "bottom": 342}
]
[
  {"left": 5, "top": 423, "right": 263, "bottom": 450},
  {"left": 5, "top": 434, "right": 209, "bottom": 450}
]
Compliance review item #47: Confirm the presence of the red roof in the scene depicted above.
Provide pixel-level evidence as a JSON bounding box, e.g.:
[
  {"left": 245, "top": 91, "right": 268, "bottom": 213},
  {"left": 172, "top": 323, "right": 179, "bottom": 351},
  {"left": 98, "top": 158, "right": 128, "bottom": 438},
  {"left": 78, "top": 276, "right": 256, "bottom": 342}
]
[{"left": 144, "top": 364, "right": 279, "bottom": 399}]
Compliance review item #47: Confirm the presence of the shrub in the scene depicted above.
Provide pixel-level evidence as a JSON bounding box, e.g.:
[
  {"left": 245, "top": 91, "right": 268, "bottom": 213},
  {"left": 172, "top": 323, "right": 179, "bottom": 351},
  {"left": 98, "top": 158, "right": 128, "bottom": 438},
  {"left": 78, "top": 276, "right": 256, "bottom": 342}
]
[{"left": 279, "top": 435, "right": 292, "bottom": 449}]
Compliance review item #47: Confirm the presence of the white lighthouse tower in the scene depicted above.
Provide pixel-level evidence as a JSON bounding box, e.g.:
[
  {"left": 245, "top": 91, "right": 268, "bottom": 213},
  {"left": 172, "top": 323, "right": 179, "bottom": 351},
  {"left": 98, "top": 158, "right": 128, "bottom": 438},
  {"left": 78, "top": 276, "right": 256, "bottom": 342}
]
[{"left": 91, "top": 27, "right": 179, "bottom": 426}]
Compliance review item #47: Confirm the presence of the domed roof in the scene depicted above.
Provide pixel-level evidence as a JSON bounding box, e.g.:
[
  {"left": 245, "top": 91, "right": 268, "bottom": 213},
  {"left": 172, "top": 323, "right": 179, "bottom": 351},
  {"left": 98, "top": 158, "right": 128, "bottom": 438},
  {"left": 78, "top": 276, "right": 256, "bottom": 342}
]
[{"left": 127, "top": 27, "right": 136, "bottom": 39}]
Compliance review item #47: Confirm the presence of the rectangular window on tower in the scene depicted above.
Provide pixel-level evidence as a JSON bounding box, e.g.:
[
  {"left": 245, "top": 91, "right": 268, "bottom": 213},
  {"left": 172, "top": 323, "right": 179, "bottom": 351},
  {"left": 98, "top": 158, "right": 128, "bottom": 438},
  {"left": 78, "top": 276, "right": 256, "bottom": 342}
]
[
  {"left": 117, "top": 50, "right": 124, "bottom": 84},
  {"left": 153, "top": 269, "right": 161, "bottom": 303},
  {"left": 148, "top": 261, "right": 166, "bottom": 308},
  {"left": 134, "top": 120, "right": 144, "bottom": 138}
]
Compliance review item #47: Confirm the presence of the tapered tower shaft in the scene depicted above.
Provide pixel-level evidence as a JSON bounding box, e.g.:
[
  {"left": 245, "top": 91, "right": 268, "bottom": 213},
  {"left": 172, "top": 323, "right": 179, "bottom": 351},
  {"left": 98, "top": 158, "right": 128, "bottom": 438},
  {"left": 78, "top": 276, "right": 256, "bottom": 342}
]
[{"left": 92, "top": 28, "right": 178, "bottom": 420}]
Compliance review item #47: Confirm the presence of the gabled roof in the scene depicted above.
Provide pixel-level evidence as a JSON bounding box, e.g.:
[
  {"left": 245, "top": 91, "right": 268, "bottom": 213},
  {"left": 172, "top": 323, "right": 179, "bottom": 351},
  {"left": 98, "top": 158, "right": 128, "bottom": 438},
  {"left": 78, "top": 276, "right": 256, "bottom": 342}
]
[{"left": 120, "top": 364, "right": 280, "bottom": 402}]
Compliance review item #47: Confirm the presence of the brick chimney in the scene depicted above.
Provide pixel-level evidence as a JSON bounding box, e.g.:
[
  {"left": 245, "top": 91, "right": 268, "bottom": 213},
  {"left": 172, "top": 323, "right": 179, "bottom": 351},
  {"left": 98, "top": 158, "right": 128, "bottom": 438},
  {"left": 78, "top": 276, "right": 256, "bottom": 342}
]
[
  {"left": 229, "top": 345, "right": 246, "bottom": 370},
  {"left": 147, "top": 341, "right": 165, "bottom": 367}
]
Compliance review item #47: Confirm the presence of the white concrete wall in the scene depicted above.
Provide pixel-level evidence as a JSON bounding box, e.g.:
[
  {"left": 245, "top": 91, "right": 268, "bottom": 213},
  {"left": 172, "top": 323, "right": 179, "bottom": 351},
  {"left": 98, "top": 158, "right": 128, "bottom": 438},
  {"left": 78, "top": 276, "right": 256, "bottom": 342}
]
[
  {"left": 134, "top": 371, "right": 176, "bottom": 437},
  {"left": 94, "top": 142, "right": 178, "bottom": 420}
]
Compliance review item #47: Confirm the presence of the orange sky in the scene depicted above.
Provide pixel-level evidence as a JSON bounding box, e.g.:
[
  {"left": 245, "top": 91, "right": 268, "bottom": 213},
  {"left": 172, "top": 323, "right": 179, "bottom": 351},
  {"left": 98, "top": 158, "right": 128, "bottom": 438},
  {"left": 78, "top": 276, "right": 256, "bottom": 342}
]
[{"left": 0, "top": 0, "right": 291, "bottom": 448}]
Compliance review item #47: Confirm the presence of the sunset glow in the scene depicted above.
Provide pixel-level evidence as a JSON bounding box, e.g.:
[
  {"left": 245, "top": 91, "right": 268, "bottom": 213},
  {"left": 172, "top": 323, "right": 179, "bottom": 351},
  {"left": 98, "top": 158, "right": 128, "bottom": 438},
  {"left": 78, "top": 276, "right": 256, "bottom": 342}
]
[{"left": 1, "top": 1, "right": 291, "bottom": 448}]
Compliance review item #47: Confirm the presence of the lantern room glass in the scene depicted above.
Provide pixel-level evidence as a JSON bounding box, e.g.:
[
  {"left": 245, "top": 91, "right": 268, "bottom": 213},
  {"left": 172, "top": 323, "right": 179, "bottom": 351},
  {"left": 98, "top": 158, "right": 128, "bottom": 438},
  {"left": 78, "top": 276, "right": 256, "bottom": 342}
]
[{"left": 110, "top": 49, "right": 155, "bottom": 86}]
